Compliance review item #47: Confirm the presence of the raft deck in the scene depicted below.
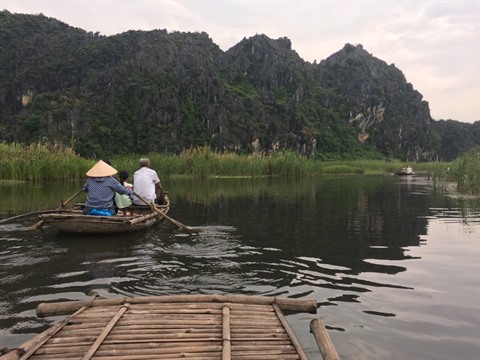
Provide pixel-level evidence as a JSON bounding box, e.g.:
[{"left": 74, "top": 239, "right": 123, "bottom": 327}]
[{"left": 0, "top": 294, "right": 339, "bottom": 360}]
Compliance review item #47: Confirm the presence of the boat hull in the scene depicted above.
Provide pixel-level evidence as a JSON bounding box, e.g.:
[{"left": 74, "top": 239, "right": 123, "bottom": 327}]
[
  {"left": 39, "top": 199, "right": 170, "bottom": 234},
  {"left": 44, "top": 214, "right": 163, "bottom": 234}
]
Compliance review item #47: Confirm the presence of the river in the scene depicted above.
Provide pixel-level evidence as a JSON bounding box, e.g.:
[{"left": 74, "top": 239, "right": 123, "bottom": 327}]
[{"left": 0, "top": 175, "right": 479, "bottom": 359}]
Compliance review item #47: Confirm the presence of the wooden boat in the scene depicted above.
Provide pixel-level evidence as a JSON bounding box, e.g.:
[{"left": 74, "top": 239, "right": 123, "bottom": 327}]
[
  {"left": 395, "top": 171, "right": 415, "bottom": 176},
  {"left": 37, "top": 197, "right": 170, "bottom": 234},
  {"left": 0, "top": 294, "right": 340, "bottom": 360},
  {"left": 395, "top": 167, "right": 415, "bottom": 176}
]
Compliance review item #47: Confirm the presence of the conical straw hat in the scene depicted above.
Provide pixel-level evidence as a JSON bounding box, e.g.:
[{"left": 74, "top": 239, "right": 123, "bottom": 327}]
[{"left": 86, "top": 160, "right": 117, "bottom": 177}]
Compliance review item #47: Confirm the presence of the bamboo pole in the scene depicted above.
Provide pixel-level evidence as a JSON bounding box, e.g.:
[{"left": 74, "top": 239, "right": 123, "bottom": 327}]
[
  {"left": 37, "top": 295, "right": 317, "bottom": 317},
  {"left": 223, "top": 356, "right": 300, "bottom": 360},
  {"left": 133, "top": 192, "right": 197, "bottom": 232},
  {"left": 60, "top": 189, "right": 85, "bottom": 208},
  {"left": 309, "top": 318, "right": 340, "bottom": 360},
  {"left": 81, "top": 304, "right": 130, "bottom": 360},
  {"left": 0, "top": 210, "right": 75, "bottom": 225},
  {"left": 0, "top": 190, "right": 84, "bottom": 226},
  {"left": 128, "top": 212, "right": 162, "bottom": 225},
  {"left": 95, "top": 351, "right": 222, "bottom": 358},
  {"left": 29, "top": 189, "right": 83, "bottom": 230},
  {"left": 0, "top": 305, "right": 91, "bottom": 360},
  {"left": 41, "top": 341, "right": 221, "bottom": 351},
  {"left": 108, "top": 329, "right": 221, "bottom": 336},
  {"left": 272, "top": 303, "right": 309, "bottom": 360},
  {"left": 222, "top": 305, "right": 231, "bottom": 360},
  {"left": 93, "top": 346, "right": 222, "bottom": 357},
  {"left": 99, "top": 320, "right": 220, "bottom": 328},
  {"left": 40, "top": 213, "right": 130, "bottom": 222},
  {"left": 129, "top": 302, "right": 273, "bottom": 312}
]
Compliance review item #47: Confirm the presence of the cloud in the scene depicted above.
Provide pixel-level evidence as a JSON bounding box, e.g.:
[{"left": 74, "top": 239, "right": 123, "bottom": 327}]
[{"left": 356, "top": 1, "right": 479, "bottom": 121}]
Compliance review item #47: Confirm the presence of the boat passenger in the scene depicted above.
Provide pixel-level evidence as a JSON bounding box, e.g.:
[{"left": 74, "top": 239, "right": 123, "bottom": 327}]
[
  {"left": 115, "top": 170, "right": 134, "bottom": 216},
  {"left": 406, "top": 166, "right": 413, "bottom": 175},
  {"left": 82, "top": 160, "right": 133, "bottom": 216},
  {"left": 132, "top": 158, "right": 165, "bottom": 206}
]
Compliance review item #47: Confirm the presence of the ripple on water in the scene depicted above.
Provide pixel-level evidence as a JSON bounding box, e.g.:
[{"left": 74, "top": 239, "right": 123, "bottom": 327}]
[
  {"left": 0, "top": 223, "right": 32, "bottom": 232},
  {"left": 55, "top": 271, "right": 89, "bottom": 279}
]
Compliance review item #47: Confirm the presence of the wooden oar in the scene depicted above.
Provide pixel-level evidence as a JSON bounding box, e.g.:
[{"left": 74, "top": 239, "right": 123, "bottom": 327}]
[
  {"left": 59, "top": 189, "right": 84, "bottom": 208},
  {"left": 0, "top": 210, "right": 55, "bottom": 225},
  {"left": 29, "top": 189, "right": 84, "bottom": 230},
  {"left": 133, "top": 192, "right": 197, "bottom": 233},
  {"left": 1, "top": 189, "right": 84, "bottom": 226}
]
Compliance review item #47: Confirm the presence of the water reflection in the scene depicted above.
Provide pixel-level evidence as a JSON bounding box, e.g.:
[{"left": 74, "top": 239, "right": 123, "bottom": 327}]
[
  {"left": 0, "top": 181, "right": 86, "bottom": 215},
  {"left": 0, "top": 176, "right": 479, "bottom": 359}
]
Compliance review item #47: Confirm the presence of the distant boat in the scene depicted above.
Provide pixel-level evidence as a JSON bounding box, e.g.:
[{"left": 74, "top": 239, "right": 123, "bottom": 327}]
[{"left": 395, "top": 166, "right": 415, "bottom": 176}]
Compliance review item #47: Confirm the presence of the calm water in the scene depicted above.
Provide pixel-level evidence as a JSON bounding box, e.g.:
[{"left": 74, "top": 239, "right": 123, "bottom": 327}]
[{"left": 0, "top": 175, "right": 479, "bottom": 359}]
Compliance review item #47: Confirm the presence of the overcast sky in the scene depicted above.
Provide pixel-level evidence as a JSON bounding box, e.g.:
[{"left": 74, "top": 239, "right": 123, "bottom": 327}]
[{"left": 2, "top": 0, "right": 479, "bottom": 123}]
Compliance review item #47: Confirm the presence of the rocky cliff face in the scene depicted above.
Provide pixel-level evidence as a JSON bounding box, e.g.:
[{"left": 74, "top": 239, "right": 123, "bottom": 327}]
[
  {"left": 0, "top": 11, "right": 478, "bottom": 160},
  {"left": 218, "top": 35, "right": 308, "bottom": 103},
  {"left": 214, "top": 34, "right": 333, "bottom": 156},
  {"left": 314, "top": 44, "right": 434, "bottom": 160}
]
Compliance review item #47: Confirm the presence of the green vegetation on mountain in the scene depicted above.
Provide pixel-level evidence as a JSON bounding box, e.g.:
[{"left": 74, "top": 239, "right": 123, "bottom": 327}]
[{"left": 0, "top": 11, "right": 478, "bottom": 161}]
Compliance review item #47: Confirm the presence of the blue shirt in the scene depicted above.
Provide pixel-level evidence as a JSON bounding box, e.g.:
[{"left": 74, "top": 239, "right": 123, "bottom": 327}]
[{"left": 83, "top": 176, "right": 132, "bottom": 210}]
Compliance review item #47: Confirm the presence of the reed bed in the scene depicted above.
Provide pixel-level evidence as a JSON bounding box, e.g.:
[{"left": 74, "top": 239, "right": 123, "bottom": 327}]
[
  {"left": 448, "top": 146, "right": 480, "bottom": 194},
  {"left": 0, "top": 142, "right": 92, "bottom": 181},
  {"left": 114, "top": 147, "right": 312, "bottom": 179},
  {"left": 3, "top": 143, "right": 475, "bottom": 197}
]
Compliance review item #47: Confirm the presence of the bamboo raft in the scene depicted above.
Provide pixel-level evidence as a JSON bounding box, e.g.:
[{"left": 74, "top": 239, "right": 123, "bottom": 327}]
[{"left": 0, "top": 294, "right": 340, "bottom": 360}]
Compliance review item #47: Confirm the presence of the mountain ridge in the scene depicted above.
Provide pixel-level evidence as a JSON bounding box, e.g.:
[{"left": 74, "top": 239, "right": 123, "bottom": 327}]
[{"left": 0, "top": 11, "right": 478, "bottom": 160}]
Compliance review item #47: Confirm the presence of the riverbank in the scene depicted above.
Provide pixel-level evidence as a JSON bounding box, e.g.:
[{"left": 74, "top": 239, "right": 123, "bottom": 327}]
[{"left": 1, "top": 142, "right": 478, "bottom": 194}]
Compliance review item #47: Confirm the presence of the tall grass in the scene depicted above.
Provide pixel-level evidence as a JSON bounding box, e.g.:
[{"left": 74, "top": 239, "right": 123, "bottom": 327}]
[
  {"left": 115, "top": 147, "right": 311, "bottom": 179},
  {"left": 0, "top": 143, "right": 468, "bottom": 192},
  {"left": 0, "top": 142, "right": 92, "bottom": 181},
  {"left": 113, "top": 149, "right": 453, "bottom": 181},
  {"left": 321, "top": 159, "right": 403, "bottom": 174},
  {"left": 449, "top": 146, "right": 480, "bottom": 194},
  {"left": 413, "top": 161, "right": 450, "bottom": 191}
]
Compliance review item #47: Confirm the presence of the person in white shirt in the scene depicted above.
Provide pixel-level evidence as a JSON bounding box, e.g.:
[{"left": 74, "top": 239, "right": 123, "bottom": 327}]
[{"left": 132, "top": 158, "right": 164, "bottom": 205}]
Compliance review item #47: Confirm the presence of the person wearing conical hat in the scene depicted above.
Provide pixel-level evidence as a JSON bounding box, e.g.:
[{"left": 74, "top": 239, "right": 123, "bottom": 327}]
[{"left": 82, "top": 160, "right": 133, "bottom": 216}]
